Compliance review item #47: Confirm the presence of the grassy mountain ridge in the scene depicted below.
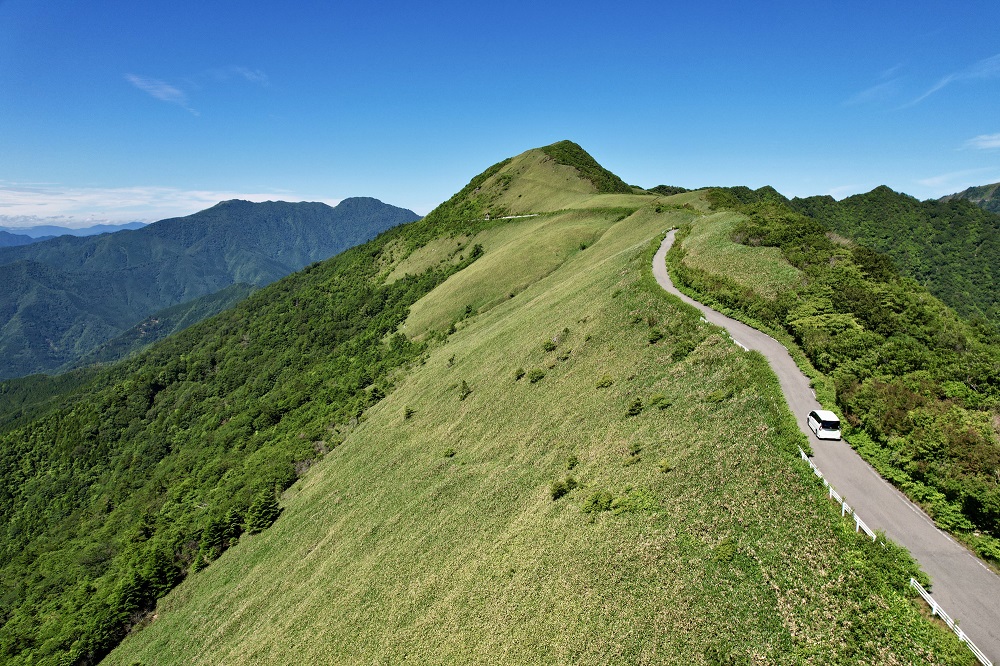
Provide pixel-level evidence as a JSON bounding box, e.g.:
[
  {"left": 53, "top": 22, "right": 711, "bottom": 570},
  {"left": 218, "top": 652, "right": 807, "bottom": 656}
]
[
  {"left": 0, "top": 143, "right": 974, "bottom": 664},
  {"left": 0, "top": 198, "right": 419, "bottom": 379},
  {"left": 41, "top": 142, "right": 959, "bottom": 664}
]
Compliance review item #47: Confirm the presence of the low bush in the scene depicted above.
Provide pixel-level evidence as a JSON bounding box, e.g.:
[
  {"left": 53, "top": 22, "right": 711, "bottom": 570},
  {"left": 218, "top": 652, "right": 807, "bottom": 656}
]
[
  {"left": 550, "top": 476, "right": 578, "bottom": 500},
  {"left": 581, "top": 490, "right": 613, "bottom": 513},
  {"left": 649, "top": 393, "right": 671, "bottom": 409}
]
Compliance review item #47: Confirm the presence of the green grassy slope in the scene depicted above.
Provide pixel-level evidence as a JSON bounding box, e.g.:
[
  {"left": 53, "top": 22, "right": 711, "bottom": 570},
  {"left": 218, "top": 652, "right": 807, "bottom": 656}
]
[
  {"left": 669, "top": 189, "right": 1000, "bottom": 564},
  {"left": 104, "top": 147, "right": 969, "bottom": 664}
]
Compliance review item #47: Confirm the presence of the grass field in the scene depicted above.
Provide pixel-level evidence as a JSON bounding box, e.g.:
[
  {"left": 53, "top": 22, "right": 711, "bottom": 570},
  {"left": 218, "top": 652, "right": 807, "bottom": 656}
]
[
  {"left": 680, "top": 211, "right": 801, "bottom": 299},
  {"left": 107, "top": 184, "right": 971, "bottom": 664}
]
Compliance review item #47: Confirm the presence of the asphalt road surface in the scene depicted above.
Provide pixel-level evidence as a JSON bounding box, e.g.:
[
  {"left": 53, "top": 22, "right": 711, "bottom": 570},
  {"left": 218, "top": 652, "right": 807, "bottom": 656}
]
[{"left": 654, "top": 230, "right": 1000, "bottom": 662}]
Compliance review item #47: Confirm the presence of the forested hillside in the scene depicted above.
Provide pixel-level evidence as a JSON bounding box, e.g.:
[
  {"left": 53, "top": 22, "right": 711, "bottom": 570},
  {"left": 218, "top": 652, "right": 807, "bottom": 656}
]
[
  {"left": 669, "top": 187, "right": 1000, "bottom": 563},
  {"left": 0, "top": 212, "right": 477, "bottom": 665},
  {"left": 791, "top": 187, "right": 1000, "bottom": 323},
  {"left": 942, "top": 181, "right": 1000, "bottom": 214},
  {"left": 0, "top": 198, "right": 418, "bottom": 379}
]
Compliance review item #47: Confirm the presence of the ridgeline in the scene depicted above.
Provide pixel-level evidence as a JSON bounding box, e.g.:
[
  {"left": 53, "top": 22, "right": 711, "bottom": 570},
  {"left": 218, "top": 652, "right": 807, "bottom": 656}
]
[{"left": 0, "top": 143, "right": 981, "bottom": 665}]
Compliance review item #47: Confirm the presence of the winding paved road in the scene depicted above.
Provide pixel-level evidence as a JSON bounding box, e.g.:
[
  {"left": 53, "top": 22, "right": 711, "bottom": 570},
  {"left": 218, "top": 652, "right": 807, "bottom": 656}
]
[{"left": 655, "top": 230, "right": 1000, "bottom": 662}]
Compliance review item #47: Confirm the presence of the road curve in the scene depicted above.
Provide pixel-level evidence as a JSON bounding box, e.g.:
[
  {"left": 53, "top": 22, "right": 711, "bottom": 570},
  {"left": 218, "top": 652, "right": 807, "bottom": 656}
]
[{"left": 654, "top": 230, "right": 1000, "bottom": 661}]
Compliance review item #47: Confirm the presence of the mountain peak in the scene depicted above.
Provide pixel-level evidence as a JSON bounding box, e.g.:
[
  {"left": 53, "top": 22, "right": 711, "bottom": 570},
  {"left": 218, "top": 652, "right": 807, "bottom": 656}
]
[
  {"left": 537, "top": 140, "right": 633, "bottom": 194},
  {"left": 420, "top": 141, "right": 636, "bottom": 228}
]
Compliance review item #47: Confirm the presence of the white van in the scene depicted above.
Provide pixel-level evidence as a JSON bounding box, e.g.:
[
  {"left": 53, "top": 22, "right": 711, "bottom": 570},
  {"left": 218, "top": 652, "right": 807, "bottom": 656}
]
[{"left": 807, "top": 409, "right": 841, "bottom": 440}]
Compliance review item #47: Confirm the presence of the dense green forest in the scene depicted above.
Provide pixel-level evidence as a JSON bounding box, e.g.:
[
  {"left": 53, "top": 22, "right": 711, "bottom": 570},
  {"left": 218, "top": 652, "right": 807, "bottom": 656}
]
[
  {"left": 0, "top": 198, "right": 418, "bottom": 379},
  {"left": 0, "top": 204, "right": 487, "bottom": 664},
  {"left": 669, "top": 187, "right": 1000, "bottom": 561},
  {"left": 66, "top": 283, "right": 256, "bottom": 370},
  {"left": 792, "top": 187, "right": 1000, "bottom": 323}
]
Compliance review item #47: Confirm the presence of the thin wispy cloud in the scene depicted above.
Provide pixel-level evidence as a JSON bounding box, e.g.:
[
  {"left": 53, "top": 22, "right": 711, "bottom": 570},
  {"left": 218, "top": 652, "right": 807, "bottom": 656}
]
[
  {"left": 125, "top": 74, "right": 198, "bottom": 114},
  {"left": 231, "top": 66, "right": 269, "bottom": 85},
  {"left": 843, "top": 80, "right": 901, "bottom": 106},
  {"left": 907, "top": 53, "right": 1000, "bottom": 106},
  {"left": 843, "top": 63, "right": 905, "bottom": 107},
  {"left": 125, "top": 66, "right": 269, "bottom": 114},
  {"left": 0, "top": 181, "right": 339, "bottom": 226},
  {"left": 914, "top": 167, "right": 1000, "bottom": 197},
  {"left": 965, "top": 133, "right": 1000, "bottom": 150}
]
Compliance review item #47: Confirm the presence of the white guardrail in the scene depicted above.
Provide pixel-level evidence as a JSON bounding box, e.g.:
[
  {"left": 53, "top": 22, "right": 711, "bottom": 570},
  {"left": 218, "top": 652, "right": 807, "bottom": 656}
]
[
  {"left": 798, "top": 447, "right": 876, "bottom": 540},
  {"left": 910, "top": 578, "right": 994, "bottom": 666},
  {"left": 798, "top": 447, "right": 993, "bottom": 666}
]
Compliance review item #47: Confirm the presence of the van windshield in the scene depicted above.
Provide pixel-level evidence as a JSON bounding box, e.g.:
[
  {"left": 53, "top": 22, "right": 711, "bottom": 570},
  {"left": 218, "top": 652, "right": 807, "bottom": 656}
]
[{"left": 820, "top": 420, "right": 840, "bottom": 431}]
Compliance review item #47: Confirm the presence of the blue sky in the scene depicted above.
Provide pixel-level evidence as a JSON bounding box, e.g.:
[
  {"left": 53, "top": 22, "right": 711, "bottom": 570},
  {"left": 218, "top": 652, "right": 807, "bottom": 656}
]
[{"left": 1, "top": 0, "right": 999, "bottom": 225}]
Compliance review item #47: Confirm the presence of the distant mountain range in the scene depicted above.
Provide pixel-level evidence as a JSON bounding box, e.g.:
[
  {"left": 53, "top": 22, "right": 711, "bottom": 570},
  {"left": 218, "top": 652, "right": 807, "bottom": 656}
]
[
  {"left": 0, "top": 222, "right": 148, "bottom": 248},
  {"left": 0, "top": 197, "right": 419, "bottom": 379},
  {"left": 0, "top": 230, "right": 47, "bottom": 248},
  {"left": 940, "top": 181, "right": 1000, "bottom": 214},
  {"left": 0, "top": 220, "right": 147, "bottom": 238}
]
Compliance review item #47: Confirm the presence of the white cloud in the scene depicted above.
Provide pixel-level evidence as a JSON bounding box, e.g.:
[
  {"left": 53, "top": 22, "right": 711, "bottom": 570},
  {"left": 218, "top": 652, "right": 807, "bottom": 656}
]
[
  {"left": 125, "top": 66, "right": 269, "bottom": 114},
  {"left": 230, "top": 66, "right": 269, "bottom": 85},
  {"left": 907, "top": 53, "right": 1000, "bottom": 106},
  {"left": 843, "top": 80, "right": 901, "bottom": 106},
  {"left": 965, "top": 133, "right": 1000, "bottom": 150},
  {"left": 125, "top": 74, "right": 198, "bottom": 114},
  {"left": 0, "top": 182, "right": 341, "bottom": 226}
]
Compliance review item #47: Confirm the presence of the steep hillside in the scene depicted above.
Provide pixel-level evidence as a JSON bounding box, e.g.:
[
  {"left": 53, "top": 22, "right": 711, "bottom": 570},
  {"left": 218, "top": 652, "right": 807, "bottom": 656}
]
[
  {"left": 671, "top": 187, "right": 1000, "bottom": 562},
  {"left": 942, "top": 181, "right": 1000, "bottom": 214},
  {"left": 63, "top": 283, "right": 257, "bottom": 370},
  {"left": 791, "top": 187, "right": 1000, "bottom": 323},
  {"left": 0, "top": 198, "right": 418, "bottom": 379},
  {"left": 0, "top": 144, "right": 971, "bottom": 665}
]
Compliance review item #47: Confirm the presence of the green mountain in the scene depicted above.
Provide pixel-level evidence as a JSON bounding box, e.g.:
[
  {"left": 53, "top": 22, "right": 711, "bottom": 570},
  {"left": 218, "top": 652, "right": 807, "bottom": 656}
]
[
  {"left": 0, "top": 144, "right": 972, "bottom": 665},
  {"left": 790, "top": 186, "right": 1000, "bottom": 323},
  {"left": 942, "top": 181, "right": 1000, "bottom": 214},
  {"left": 0, "top": 198, "right": 419, "bottom": 379}
]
